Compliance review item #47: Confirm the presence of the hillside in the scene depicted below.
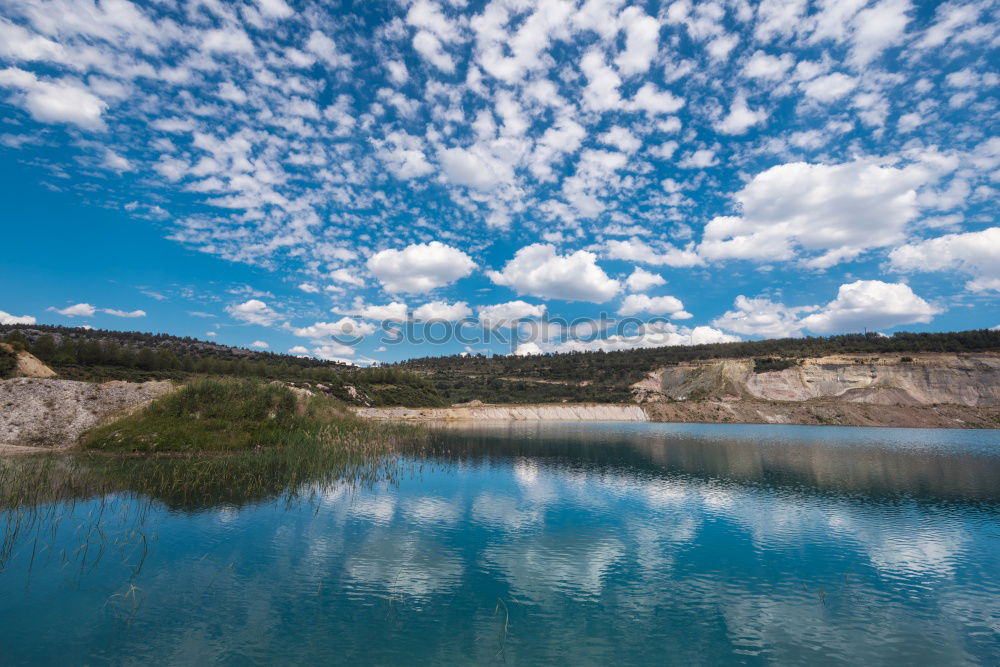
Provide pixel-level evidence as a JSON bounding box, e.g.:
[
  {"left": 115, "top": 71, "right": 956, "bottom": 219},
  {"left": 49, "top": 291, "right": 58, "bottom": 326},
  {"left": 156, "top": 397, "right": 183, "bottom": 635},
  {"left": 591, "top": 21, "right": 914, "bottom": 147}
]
[
  {"left": 396, "top": 329, "right": 1000, "bottom": 404},
  {"left": 0, "top": 325, "right": 447, "bottom": 407}
]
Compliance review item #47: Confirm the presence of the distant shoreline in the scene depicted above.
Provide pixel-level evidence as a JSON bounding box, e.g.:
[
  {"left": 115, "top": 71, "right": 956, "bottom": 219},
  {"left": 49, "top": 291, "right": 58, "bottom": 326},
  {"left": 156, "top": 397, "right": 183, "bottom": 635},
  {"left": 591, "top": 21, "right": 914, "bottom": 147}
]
[{"left": 356, "top": 399, "right": 1000, "bottom": 430}]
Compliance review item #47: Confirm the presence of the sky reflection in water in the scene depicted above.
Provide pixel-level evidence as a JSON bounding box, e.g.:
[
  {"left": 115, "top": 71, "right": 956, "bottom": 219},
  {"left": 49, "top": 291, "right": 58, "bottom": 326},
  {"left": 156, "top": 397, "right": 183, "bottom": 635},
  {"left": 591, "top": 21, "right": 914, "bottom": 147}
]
[{"left": 1, "top": 422, "right": 999, "bottom": 665}]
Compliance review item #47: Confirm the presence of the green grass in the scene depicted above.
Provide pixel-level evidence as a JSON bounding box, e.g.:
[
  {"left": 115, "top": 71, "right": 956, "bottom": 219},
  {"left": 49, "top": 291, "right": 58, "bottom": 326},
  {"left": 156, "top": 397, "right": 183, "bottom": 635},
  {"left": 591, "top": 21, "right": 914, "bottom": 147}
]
[{"left": 81, "top": 378, "right": 413, "bottom": 454}]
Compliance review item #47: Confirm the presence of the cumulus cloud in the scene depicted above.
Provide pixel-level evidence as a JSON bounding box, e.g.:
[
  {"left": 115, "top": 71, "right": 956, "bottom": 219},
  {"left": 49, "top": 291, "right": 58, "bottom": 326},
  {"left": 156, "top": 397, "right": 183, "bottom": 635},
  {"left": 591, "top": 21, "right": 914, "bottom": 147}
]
[
  {"left": 477, "top": 300, "right": 546, "bottom": 328},
  {"left": 290, "top": 318, "right": 376, "bottom": 339},
  {"left": 712, "top": 295, "right": 815, "bottom": 338},
  {"left": 102, "top": 308, "right": 146, "bottom": 318},
  {"left": 226, "top": 299, "right": 279, "bottom": 326},
  {"left": 714, "top": 93, "right": 767, "bottom": 135},
  {"left": 888, "top": 227, "right": 1000, "bottom": 292},
  {"left": 605, "top": 238, "right": 702, "bottom": 267},
  {"left": 0, "top": 309, "right": 35, "bottom": 325},
  {"left": 799, "top": 280, "right": 941, "bottom": 334},
  {"left": 526, "top": 322, "right": 740, "bottom": 354},
  {"left": 50, "top": 303, "right": 96, "bottom": 317},
  {"left": 800, "top": 72, "right": 857, "bottom": 102},
  {"left": 0, "top": 67, "right": 106, "bottom": 129},
  {"left": 617, "top": 293, "right": 688, "bottom": 317},
  {"left": 413, "top": 300, "right": 473, "bottom": 321},
  {"left": 353, "top": 301, "right": 408, "bottom": 322},
  {"left": 625, "top": 268, "right": 666, "bottom": 292},
  {"left": 439, "top": 145, "right": 513, "bottom": 190},
  {"left": 249, "top": 340, "right": 269, "bottom": 349},
  {"left": 615, "top": 7, "right": 660, "bottom": 76},
  {"left": 699, "top": 160, "right": 929, "bottom": 268},
  {"left": 488, "top": 244, "right": 620, "bottom": 303},
  {"left": 367, "top": 241, "right": 475, "bottom": 294}
]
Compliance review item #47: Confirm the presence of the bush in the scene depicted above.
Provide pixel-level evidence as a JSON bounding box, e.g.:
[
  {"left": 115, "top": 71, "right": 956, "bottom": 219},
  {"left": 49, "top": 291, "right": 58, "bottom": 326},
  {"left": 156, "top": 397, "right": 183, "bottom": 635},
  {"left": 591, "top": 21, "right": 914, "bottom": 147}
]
[
  {"left": 753, "top": 358, "right": 798, "bottom": 374},
  {"left": 0, "top": 345, "right": 17, "bottom": 379}
]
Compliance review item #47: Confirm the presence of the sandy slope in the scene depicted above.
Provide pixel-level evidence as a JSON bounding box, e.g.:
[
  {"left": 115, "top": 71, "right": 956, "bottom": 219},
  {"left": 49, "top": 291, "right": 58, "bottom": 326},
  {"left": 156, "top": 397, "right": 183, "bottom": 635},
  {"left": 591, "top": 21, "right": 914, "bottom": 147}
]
[{"left": 0, "top": 378, "right": 176, "bottom": 453}]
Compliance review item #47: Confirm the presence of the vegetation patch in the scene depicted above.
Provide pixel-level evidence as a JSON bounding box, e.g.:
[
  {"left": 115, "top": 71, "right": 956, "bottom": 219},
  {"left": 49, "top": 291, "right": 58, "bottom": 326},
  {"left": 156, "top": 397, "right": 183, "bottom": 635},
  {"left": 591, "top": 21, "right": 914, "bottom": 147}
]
[
  {"left": 81, "top": 378, "right": 417, "bottom": 454},
  {"left": 753, "top": 358, "right": 799, "bottom": 374},
  {"left": 0, "top": 344, "right": 17, "bottom": 379}
]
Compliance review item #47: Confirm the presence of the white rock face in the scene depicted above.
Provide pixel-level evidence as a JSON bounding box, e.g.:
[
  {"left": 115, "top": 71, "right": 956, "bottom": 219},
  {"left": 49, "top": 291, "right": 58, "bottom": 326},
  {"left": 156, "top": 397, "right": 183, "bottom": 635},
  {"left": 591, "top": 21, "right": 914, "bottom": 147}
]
[
  {"left": 647, "top": 354, "right": 1000, "bottom": 407},
  {"left": 0, "top": 378, "right": 176, "bottom": 451},
  {"left": 355, "top": 403, "right": 649, "bottom": 422}
]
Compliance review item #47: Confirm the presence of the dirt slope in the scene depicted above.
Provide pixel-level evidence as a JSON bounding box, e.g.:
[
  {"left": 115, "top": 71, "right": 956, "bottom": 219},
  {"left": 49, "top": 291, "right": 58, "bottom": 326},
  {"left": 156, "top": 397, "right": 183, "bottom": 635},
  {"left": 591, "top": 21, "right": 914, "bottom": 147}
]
[{"left": 0, "top": 378, "right": 176, "bottom": 453}]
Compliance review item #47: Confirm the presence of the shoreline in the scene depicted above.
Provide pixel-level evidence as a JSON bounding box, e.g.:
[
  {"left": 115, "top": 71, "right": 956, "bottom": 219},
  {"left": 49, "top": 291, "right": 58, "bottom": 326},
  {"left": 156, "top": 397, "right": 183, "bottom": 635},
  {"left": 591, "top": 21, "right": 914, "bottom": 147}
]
[{"left": 355, "top": 400, "right": 1000, "bottom": 430}]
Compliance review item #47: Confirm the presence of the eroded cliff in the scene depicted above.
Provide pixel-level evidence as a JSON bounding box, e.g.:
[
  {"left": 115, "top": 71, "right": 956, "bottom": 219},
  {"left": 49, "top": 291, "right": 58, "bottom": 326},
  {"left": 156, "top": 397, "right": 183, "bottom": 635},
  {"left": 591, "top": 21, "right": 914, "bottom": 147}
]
[{"left": 635, "top": 353, "right": 1000, "bottom": 428}]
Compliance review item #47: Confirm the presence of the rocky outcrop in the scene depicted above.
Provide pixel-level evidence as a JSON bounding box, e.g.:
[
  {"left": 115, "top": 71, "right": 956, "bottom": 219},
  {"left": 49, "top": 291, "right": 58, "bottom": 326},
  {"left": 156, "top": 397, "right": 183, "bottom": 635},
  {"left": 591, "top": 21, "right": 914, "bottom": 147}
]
[
  {"left": 0, "top": 378, "right": 176, "bottom": 452},
  {"left": 355, "top": 403, "right": 648, "bottom": 422},
  {"left": 639, "top": 353, "right": 1000, "bottom": 408},
  {"left": 634, "top": 353, "right": 1000, "bottom": 429}
]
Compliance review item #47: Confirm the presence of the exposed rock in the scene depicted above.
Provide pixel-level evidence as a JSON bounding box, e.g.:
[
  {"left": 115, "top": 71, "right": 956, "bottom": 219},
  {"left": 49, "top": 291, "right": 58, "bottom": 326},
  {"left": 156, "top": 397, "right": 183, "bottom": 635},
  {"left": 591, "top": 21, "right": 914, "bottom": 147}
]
[
  {"left": 634, "top": 352, "right": 1000, "bottom": 429},
  {"left": 355, "top": 403, "right": 648, "bottom": 422},
  {"left": 0, "top": 343, "right": 56, "bottom": 378},
  {"left": 0, "top": 378, "right": 176, "bottom": 453},
  {"left": 640, "top": 353, "right": 1000, "bottom": 408}
]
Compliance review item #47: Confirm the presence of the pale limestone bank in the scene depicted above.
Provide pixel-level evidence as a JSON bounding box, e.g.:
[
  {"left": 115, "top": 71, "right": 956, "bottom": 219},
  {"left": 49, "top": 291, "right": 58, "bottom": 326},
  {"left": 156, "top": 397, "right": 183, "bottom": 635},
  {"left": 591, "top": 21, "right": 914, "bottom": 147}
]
[
  {"left": 355, "top": 403, "right": 649, "bottom": 422},
  {"left": 635, "top": 353, "right": 1000, "bottom": 429},
  {"left": 0, "top": 378, "right": 176, "bottom": 453}
]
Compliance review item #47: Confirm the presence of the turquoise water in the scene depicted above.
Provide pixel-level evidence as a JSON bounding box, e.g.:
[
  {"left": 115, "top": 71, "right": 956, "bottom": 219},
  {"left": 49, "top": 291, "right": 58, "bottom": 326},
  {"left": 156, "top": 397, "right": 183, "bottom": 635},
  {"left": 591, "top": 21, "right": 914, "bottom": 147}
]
[{"left": 2, "top": 422, "right": 1000, "bottom": 665}]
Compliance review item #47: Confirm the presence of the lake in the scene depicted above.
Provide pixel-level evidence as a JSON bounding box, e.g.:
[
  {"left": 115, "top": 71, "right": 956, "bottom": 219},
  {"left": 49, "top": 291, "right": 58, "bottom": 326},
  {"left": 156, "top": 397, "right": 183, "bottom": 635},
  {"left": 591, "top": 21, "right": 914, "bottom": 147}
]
[{"left": 2, "top": 422, "right": 999, "bottom": 665}]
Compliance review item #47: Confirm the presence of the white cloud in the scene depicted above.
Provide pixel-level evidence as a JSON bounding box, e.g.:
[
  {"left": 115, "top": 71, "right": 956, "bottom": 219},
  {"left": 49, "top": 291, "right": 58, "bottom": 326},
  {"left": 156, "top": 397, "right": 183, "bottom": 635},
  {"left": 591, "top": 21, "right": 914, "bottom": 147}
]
[
  {"left": 367, "top": 241, "right": 476, "bottom": 293},
  {"left": 615, "top": 7, "right": 660, "bottom": 76},
  {"left": 799, "top": 280, "right": 941, "bottom": 334},
  {"left": 712, "top": 295, "right": 815, "bottom": 338},
  {"left": 888, "top": 227, "right": 1000, "bottom": 292},
  {"left": 625, "top": 268, "right": 666, "bottom": 292},
  {"left": 330, "top": 268, "right": 365, "bottom": 287},
  {"left": 628, "top": 83, "right": 685, "bottom": 115},
  {"left": 291, "top": 318, "right": 376, "bottom": 339},
  {"left": 250, "top": 340, "right": 269, "bottom": 349},
  {"left": 0, "top": 310, "right": 35, "bottom": 325},
  {"left": 477, "top": 300, "right": 546, "bottom": 328},
  {"left": 311, "top": 342, "right": 356, "bottom": 360},
  {"left": 412, "top": 30, "right": 454, "bottom": 72},
  {"left": 0, "top": 68, "right": 106, "bottom": 129},
  {"left": 617, "top": 294, "right": 686, "bottom": 317},
  {"left": 439, "top": 145, "right": 513, "bottom": 190},
  {"left": 354, "top": 301, "right": 408, "bottom": 322},
  {"left": 102, "top": 308, "right": 146, "bottom": 318},
  {"left": 605, "top": 238, "right": 702, "bottom": 267},
  {"left": 258, "top": 0, "right": 293, "bottom": 18},
  {"left": 530, "top": 323, "right": 739, "bottom": 354},
  {"left": 800, "top": 72, "right": 857, "bottom": 102},
  {"left": 599, "top": 126, "right": 642, "bottom": 154},
  {"left": 699, "top": 159, "right": 929, "bottom": 268},
  {"left": 743, "top": 50, "right": 793, "bottom": 79},
  {"left": 413, "top": 300, "right": 473, "bottom": 321},
  {"left": 850, "top": 0, "right": 910, "bottom": 66},
  {"left": 226, "top": 299, "right": 279, "bottom": 326},
  {"left": 581, "top": 48, "right": 622, "bottom": 111},
  {"left": 202, "top": 28, "right": 254, "bottom": 53},
  {"left": 50, "top": 303, "right": 96, "bottom": 317},
  {"left": 678, "top": 149, "right": 718, "bottom": 169},
  {"left": 298, "top": 283, "right": 321, "bottom": 293},
  {"left": 488, "top": 244, "right": 620, "bottom": 303},
  {"left": 289, "top": 345, "right": 310, "bottom": 355},
  {"left": 306, "top": 30, "right": 349, "bottom": 68},
  {"left": 715, "top": 93, "right": 767, "bottom": 135}
]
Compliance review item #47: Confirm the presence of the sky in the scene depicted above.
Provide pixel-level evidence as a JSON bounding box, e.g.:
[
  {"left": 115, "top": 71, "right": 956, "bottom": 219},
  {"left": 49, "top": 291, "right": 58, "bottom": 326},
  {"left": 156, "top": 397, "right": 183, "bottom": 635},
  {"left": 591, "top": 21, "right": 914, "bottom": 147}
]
[{"left": 0, "top": 0, "right": 997, "bottom": 364}]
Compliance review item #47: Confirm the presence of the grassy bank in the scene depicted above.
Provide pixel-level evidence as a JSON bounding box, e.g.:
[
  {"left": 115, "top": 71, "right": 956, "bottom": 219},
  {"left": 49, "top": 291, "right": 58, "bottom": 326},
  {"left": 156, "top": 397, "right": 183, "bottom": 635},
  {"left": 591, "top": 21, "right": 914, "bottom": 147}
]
[{"left": 82, "top": 378, "right": 401, "bottom": 454}]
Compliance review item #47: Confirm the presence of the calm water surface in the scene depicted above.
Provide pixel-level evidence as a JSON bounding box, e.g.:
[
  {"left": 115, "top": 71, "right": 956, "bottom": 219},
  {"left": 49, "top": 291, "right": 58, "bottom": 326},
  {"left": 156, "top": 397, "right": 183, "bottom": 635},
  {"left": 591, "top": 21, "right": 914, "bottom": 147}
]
[{"left": 2, "top": 422, "right": 1000, "bottom": 665}]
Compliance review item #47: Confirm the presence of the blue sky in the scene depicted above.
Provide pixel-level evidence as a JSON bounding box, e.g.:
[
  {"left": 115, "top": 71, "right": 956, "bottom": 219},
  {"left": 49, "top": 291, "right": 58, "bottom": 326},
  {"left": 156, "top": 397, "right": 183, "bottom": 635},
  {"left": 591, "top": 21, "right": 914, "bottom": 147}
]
[{"left": 0, "top": 0, "right": 997, "bottom": 363}]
